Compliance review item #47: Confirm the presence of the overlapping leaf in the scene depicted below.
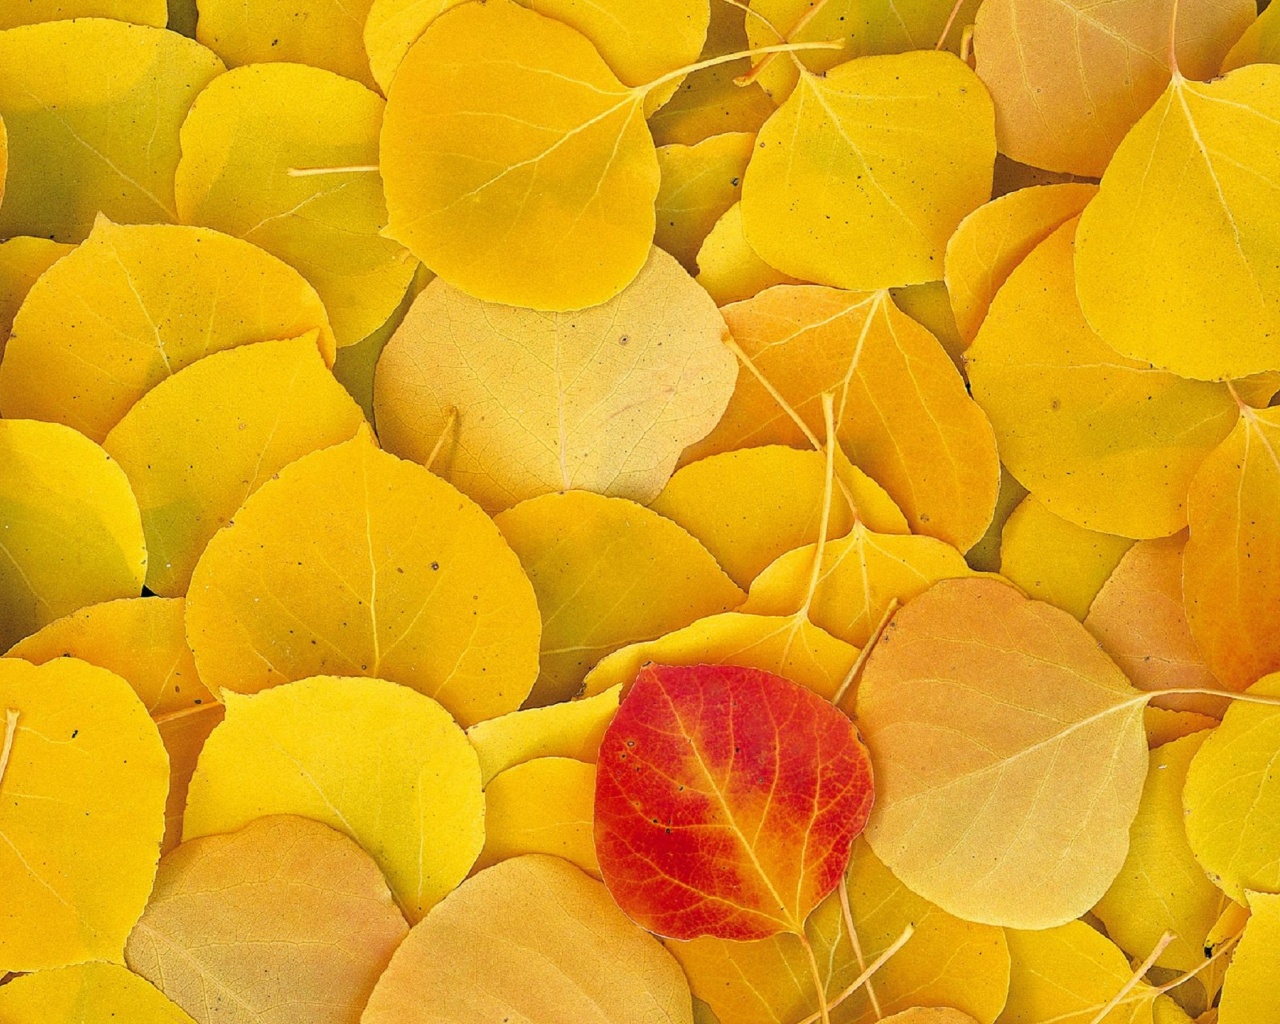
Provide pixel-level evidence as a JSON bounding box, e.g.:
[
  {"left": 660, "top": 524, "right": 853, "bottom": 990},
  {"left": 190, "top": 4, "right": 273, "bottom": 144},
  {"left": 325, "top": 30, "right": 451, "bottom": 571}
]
[
  {"left": 0, "top": 963, "right": 195, "bottom": 1024},
  {"left": 475, "top": 757, "right": 599, "bottom": 877}
]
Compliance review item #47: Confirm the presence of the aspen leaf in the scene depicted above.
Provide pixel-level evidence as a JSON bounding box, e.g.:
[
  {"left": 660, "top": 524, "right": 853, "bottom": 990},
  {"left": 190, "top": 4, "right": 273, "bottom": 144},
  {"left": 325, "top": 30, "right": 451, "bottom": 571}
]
[
  {"left": 0, "top": 0, "right": 166, "bottom": 28},
  {"left": 0, "top": 19, "right": 223, "bottom": 241},
  {"left": 182, "top": 675, "right": 483, "bottom": 921},
  {"left": 374, "top": 248, "right": 737, "bottom": 514},
  {"left": 362, "top": 855, "right": 695, "bottom": 1024},
  {"left": 0, "top": 963, "right": 195, "bottom": 1024},
  {"left": 1143, "top": 707, "right": 1218, "bottom": 749},
  {"left": 1183, "top": 673, "right": 1280, "bottom": 903},
  {"left": 0, "top": 236, "right": 72, "bottom": 360},
  {"left": 126, "top": 815, "right": 408, "bottom": 1024},
  {"left": 1218, "top": 891, "right": 1280, "bottom": 1024},
  {"left": 668, "top": 838, "right": 1011, "bottom": 1024},
  {"left": 857, "top": 576, "right": 1150, "bottom": 928},
  {"left": 595, "top": 663, "right": 873, "bottom": 940},
  {"left": 881, "top": 1013, "right": 977, "bottom": 1024},
  {"left": 740, "top": 53, "right": 995, "bottom": 292},
  {"left": 581, "top": 612, "right": 859, "bottom": 703},
  {"left": 689, "top": 286, "right": 1000, "bottom": 552},
  {"left": 103, "top": 335, "right": 366, "bottom": 596},
  {"left": 1183, "top": 408, "right": 1280, "bottom": 692},
  {"left": 0, "top": 656, "right": 168, "bottom": 972},
  {"left": 999, "top": 494, "right": 1134, "bottom": 620},
  {"left": 466, "top": 684, "right": 620, "bottom": 785},
  {"left": 973, "top": 0, "right": 1252, "bottom": 176},
  {"left": 0, "top": 218, "right": 336, "bottom": 443},
  {"left": 185, "top": 430, "right": 541, "bottom": 728},
  {"left": 474, "top": 757, "right": 599, "bottom": 877},
  {"left": 655, "top": 132, "right": 754, "bottom": 272},
  {"left": 887, "top": 282, "right": 966, "bottom": 371},
  {"left": 1221, "top": 3, "right": 1280, "bottom": 72},
  {"left": 176, "top": 63, "right": 415, "bottom": 347},
  {"left": 0, "top": 419, "right": 146, "bottom": 653},
  {"left": 695, "top": 202, "right": 800, "bottom": 306},
  {"left": 494, "top": 491, "right": 743, "bottom": 707},
  {"left": 967, "top": 218, "right": 1240, "bottom": 538},
  {"left": 964, "top": 464, "right": 1028, "bottom": 574},
  {"left": 1074, "top": 64, "right": 1280, "bottom": 381}
]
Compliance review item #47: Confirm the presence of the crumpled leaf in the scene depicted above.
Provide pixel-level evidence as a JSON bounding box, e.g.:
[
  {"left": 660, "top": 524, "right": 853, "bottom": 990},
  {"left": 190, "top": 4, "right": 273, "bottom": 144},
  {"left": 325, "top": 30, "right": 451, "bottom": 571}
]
[
  {"left": 0, "top": 657, "right": 168, "bottom": 971},
  {"left": 1221, "top": 2, "right": 1280, "bottom": 72},
  {"left": 0, "top": 963, "right": 195, "bottom": 1024},
  {"left": 0, "top": 419, "right": 146, "bottom": 652},
  {"left": 374, "top": 247, "right": 736, "bottom": 514},
  {"left": 103, "top": 335, "right": 365, "bottom": 596},
  {"left": 967, "top": 217, "right": 1240, "bottom": 538},
  {"left": 740, "top": 52, "right": 994, "bottom": 292},
  {"left": 475, "top": 757, "right": 599, "bottom": 878},
  {"left": 185, "top": 429, "right": 541, "bottom": 728},
  {"left": 857, "top": 576, "right": 1149, "bottom": 928},
  {"left": 0, "top": 236, "right": 72, "bottom": 360},
  {"left": 363, "top": 855, "right": 694, "bottom": 1024},
  {"left": 0, "top": 217, "right": 335, "bottom": 443},
  {"left": 176, "top": 63, "right": 415, "bottom": 347},
  {"left": 494, "top": 491, "right": 743, "bottom": 707},
  {"left": 668, "top": 838, "right": 1010, "bottom": 1024},
  {"left": 655, "top": 132, "right": 754, "bottom": 272},
  {"left": 126, "top": 815, "right": 409, "bottom": 1024},
  {"left": 688, "top": 286, "right": 1000, "bottom": 552},
  {"left": 595, "top": 663, "right": 873, "bottom": 940},
  {"left": 1218, "top": 891, "right": 1280, "bottom": 1024},
  {"left": 0, "top": 0, "right": 165, "bottom": 28},
  {"left": 973, "top": 0, "right": 1252, "bottom": 176},
  {"left": 695, "top": 202, "right": 799, "bottom": 306},
  {"left": 1074, "top": 63, "right": 1280, "bottom": 381},
  {"left": 183, "top": 675, "right": 483, "bottom": 921},
  {"left": 0, "top": 19, "right": 223, "bottom": 241}
]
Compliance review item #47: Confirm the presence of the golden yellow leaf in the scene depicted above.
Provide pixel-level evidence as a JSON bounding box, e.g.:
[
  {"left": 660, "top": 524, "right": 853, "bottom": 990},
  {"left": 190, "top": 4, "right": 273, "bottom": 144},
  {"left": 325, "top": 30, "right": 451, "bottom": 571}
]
[
  {"left": 999, "top": 494, "right": 1134, "bottom": 620},
  {"left": 881, "top": 1013, "right": 977, "bottom": 1024},
  {"left": 0, "top": 657, "right": 168, "bottom": 971},
  {"left": 494, "top": 491, "right": 743, "bottom": 707},
  {"left": 944, "top": 183, "right": 1097, "bottom": 345},
  {"left": 0, "top": 420, "right": 146, "bottom": 653},
  {"left": 175, "top": 63, "right": 415, "bottom": 347},
  {"left": 183, "top": 675, "right": 483, "bottom": 921},
  {"left": 0, "top": 236, "right": 72, "bottom": 360},
  {"left": 1183, "top": 408, "right": 1280, "bottom": 692},
  {"left": 104, "top": 335, "right": 365, "bottom": 596},
  {"left": 1074, "top": 64, "right": 1280, "bottom": 381},
  {"left": 655, "top": 132, "right": 754, "bottom": 272},
  {"left": 0, "top": 19, "right": 223, "bottom": 241},
  {"left": 374, "top": 248, "right": 737, "bottom": 514},
  {"left": 689, "top": 286, "right": 1000, "bottom": 552},
  {"left": 1143, "top": 707, "right": 1218, "bottom": 749},
  {"left": 887, "top": 281, "right": 966, "bottom": 371},
  {"left": 0, "top": 963, "right": 195, "bottom": 1024},
  {"left": 1221, "top": 2, "right": 1280, "bottom": 72},
  {"left": 581, "top": 612, "right": 858, "bottom": 702},
  {"left": 857, "top": 576, "right": 1149, "bottom": 928},
  {"left": 740, "top": 52, "right": 994, "bottom": 291},
  {"left": 127, "top": 815, "right": 408, "bottom": 1024},
  {"left": 0, "top": 217, "right": 336, "bottom": 443},
  {"left": 0, "top": 0, "right": 166, "bottom": 28},
  {"left": 967, "top": 218, "right": 1240, "bottom": 538},
  {"left": 475, "top": 757, "right": 598, "bottom": 878},
  {"left": 695, "top": 203, "right": 799, "bottom": 306},
  {"left": 362, "top": 855, "right": 694, "bottom": 1024},
  {"left": 668, "top": 838, "right": 1010, "bottom": 1024},
  {"left": 1218, "top": 891, "right": 1280, "bottom": 1024},
  {"left": 964, "top": 464, "right": 1028, "bottom": 573}
]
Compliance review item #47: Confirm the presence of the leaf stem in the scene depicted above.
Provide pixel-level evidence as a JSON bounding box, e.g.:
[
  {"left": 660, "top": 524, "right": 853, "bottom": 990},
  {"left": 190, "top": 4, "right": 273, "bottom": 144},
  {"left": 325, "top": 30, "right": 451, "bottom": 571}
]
[
  {"left": 641, "top": 40, "right": 843, "bottom": 95},
  {"left": 795, "top": 923, "right": 914, "bottom": 1024},
  {"left": 0, "top": 709, "right": 20, "bottom": 790},
  {"left": 1087, "top": 930, "right": 1175, "bottom": 1024},
  {"left": 798, "top": 393, "right": 838, "bottom": 623},
  {"left": 1167, "top": 0, "right": 1182, "bottom": 79},
  {"left": 837, "top": 876, "right": 884, "bottom": 1019},
  {"left": 797, "top": 930, "right": 832, "bottom": 1024},
  {"left": 737, "top": 0, "right": 838, "bottom": 85},
  {"left": 1149, "top": 687, "right": 1280, "bottom": 709},
  {"left": 1154, "top": 930, "right": 1243, "bottom": 995},
  {"left": 425, "top": 406, "right": 459, "bottom": 473},
  {"left": 935, "top": 0, "right": 968, "bottom": 50},
  {"left": 832, "top": 597, "right": 898, "bottom": 711},
  {"left": 286, "top": 164, "right": 380, "bottom": 177}
]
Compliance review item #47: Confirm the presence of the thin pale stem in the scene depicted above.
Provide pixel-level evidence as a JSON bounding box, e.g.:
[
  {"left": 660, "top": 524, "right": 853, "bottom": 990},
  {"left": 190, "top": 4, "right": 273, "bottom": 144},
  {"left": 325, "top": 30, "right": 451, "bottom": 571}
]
[
  {"left": 798, "top": 393, "right": 838, "bottom": 622},
  {"left": 960, "top": 24, "right": 975, "bottom": 63},
  {"left": 838, "top": 877, "right": 884, "bottom": 1019},
  {"left": 287, "top": 164, "right": 380, "bottom": 177},
  {"left": 1087, "top": 931, "right": 1176, "bottom": 1024},
  {"left": 740, "top": 0, "right": 838, "bottom": 85},
  {"left": 1154, "top": 931, "right": 1243, "bottom": 995},
  {"left": 1150, "top": 687, "right": 1280, "bottom": 709},
  {"left": 152, "top": 703, "right": 220, "bottom": 726},
  {"left": 0, "top": 709, "right": 20, "bottom": 790},
  {"left": 642, "top": 40, "right": 843, "bottom": 95},
  {"left": 1226, "top": 380, "right": 1249, "bottom": 413},
  {"left": 797, "top": 931, "right": 832, "bottom": 1024},
  {"left": 424, "top": 407, "right": 459, "bottom": 472},
  {"left": 1168, "top": 0, "right": 1181, "bottom": 78},
  {"left": 795, "top": 924, "right": 914, "bottom": 1024},
  {"left": 832, "top": 598, "right": 898, "bottom": 710},
  {"left": 935, "top": 0, "right": 968, "bottom": 49},
  {"left": 717, "top": 0, "right": 785, "bottom": 38}
]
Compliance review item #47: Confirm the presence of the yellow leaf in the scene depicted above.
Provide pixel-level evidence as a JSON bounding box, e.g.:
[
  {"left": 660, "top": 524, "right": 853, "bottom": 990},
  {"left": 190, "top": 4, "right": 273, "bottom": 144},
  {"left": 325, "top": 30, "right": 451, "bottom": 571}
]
[
  {"left": 0, "top": 657, "right": 168, "bottom": 971},
  {"left": 999, "top": 494, "right": 1134, "bottom": 620},
  {"left": 888, "top": 281, "right": 966, "bottom": 371},
  {"left": 0, "top": 19, "right": 223, "bottom": 241},
  {"left": 655, "top": 132, "right": 755, "bottom": 272},
  {"left": 175, "top": 63, "right": 415, "bottom": 347},
  {"left": 494, "top": 491, "right": 743, "bottom": 707},
  {"left": 0, "top": 963, "right": 195, "bottom": 1024},
  {"left": 968, "top": 218, "right": 1239, "bottom": 538},
  {"left": 0, "top": 420, "right": 145, "bottom": 652},
  {"left": 127, "top": 815, "right": 409, "bottom": 1022},
  {"left": 104, "top": 335, "right": 365, "bottom": 596},
  {"left": 581, "top": 612, "right": 859, "bottom": 702},
  {"left": 475, "top": 757, "right": 599, "bottom": 877},
  {"left": 944, "top": 183, "right": 1097, "bottom": 345},
  {"left": 1218, "top": 891, "right": 1280, "bottom": 1024},
  {"left": 882, "top": 1013, "right": 978, "bottom": 1024},
  {"left": 0, "top": 236, "right": 72, "bottom": 361},
  {"left": 185, "top": 430, "right": 540, "bottom": 728},
  {"left": 1221, "top": 2, "right": 1280, "bottom": 72},
  {"left": 466, "top": 685, "right": 620, "bottom": 786},
  {"left": 740, "top": 52, "right": 994, "bottom": 291},
  {"left": 695, "top": 203, "right": 799, "bottom": 306},
  {"left": 668, "top": 838, "right": 1010, "bottom": 1024},
  {"left": 1183, "top": 408, "right": 1280, "bottom": 692},
  {"left": 379, "top": 0, "right": 660, "bottom": 310},
  {"left": 857, "top": 577, "right": 1149, "bottom": 928},
  {"left": 0, "top": 0, "right": 166, "bottom": 28},
  {"left": 973, "top": 0, "right": 1252, "bottom": 176},
  {"left": 374, "top": 248, "right": 737, "bottom": 514},
  {"left": 689, "top": 286, "right": 1000, "bottom": 552},
  {"left": 183, "top": 675, "right": 482, "bottom": 921},
  {"left": 1143, "top": 707, "right": 1219, "bottom": 748},
  {"left": 964, "top": 464, "right": 1028, "bottom": 573},
  {"left": 0, "top": 217, "right": 336, "bottom": 443},
  {"left": 1074, "top": 65, "right": 1280, "bottom": 381}
]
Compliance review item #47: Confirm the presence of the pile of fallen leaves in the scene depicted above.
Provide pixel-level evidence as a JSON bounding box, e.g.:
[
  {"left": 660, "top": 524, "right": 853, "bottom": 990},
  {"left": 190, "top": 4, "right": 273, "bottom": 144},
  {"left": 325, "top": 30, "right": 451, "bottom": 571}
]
[{"left": 1, "top": 0, "right": 1279, "bottom": 1021}]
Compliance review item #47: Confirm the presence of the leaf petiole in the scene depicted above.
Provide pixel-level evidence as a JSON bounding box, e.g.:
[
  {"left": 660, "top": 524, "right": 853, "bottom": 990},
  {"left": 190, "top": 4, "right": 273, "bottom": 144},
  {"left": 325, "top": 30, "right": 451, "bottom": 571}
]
[
  {"left": 641, "top": 40, "right": 844, "bottom": 96},
  {"left": 794, "top": 922, "right": 914, "bottom": 1024},
  {"left": 1086, "top": 930, "right": 1175, "bottom": 1024},
  {"left": 0, "top": 709, "right": 19, "bottom": 790}
]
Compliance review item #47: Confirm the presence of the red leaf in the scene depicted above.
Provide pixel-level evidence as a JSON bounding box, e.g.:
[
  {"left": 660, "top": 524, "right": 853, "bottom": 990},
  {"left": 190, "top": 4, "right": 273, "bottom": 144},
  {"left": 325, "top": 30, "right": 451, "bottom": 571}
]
[{"left": 594, "top": 663, "right": 873, "bottom": 940}]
